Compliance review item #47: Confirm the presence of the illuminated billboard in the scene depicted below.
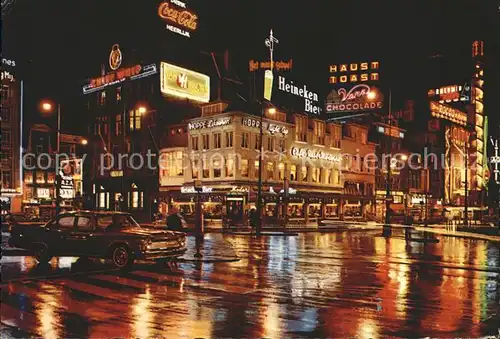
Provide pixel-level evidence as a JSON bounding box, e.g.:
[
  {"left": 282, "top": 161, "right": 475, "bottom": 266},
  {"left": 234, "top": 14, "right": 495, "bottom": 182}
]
[
  {"left": 276, "top": 75, "right": 321, "bottom": 115},
  {"left": 325, "top": 84, "right": 383, "bottom": 119},
  {"left": 158, "top": 0, "right": 198, "bottom": 38},
  {"left": 427, "top": 83, "right": 471, "bottom": 104},
  {"left": 328, "top": 61, "right": 380, "bottom": 85},
  {"left": 429, "top": 101, "right": 467, "bottom": 126},
  {"left": 82, "top": 45, "right": 157, "bottom": 95},
  {"left": 249, "top": 59, "right": 292, "bottom": 72},
  {"left": 160, "top": 62, "right": 210, "bottom": 103}
]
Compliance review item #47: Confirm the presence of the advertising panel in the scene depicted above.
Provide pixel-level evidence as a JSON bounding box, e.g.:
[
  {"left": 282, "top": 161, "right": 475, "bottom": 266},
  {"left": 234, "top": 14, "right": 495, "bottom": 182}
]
[
  {"left": 83, "top": 45, "right": 157, "bottom": 94},
  {"left": 276, "top": 75, "right": 321, "bottom": 115},
  {"left": 325, "top": 84, "right": 383, "bottom": 120},
  {"left": 427, "top": 83, "right": 471, "bottom": 104},
  {"left": 429, "top": 101, "right": 467, "bottom": 126},
  {"left": 160, "top": 62, "right": 210, "bottom": 103},
  {"left": 158, "top": 0, "right": 198, "bottom": 38},
  {"left": 249, "top": 59, "right": 292, "bottom": 72},
  {"left": 59, "top": 158, "right": 83, "bottom": 199},
  {"left": 328, "top": 61, "right": 380, "bottom": 85}
]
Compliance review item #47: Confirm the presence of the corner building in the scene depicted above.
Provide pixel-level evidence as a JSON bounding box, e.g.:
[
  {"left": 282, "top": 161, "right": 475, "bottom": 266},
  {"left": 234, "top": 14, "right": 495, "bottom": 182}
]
[{"left": 159, "top": 101, "right": 344, "bottom": 228}]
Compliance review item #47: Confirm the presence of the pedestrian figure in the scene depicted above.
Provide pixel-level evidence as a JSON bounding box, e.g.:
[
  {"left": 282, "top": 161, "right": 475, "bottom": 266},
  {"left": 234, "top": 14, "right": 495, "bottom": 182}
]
[
  {"left": 405, "top": 215, "right": 413, "bottom": 242},
  {"left": 166, "top": 208, "right": 186, "bottom": 232},
  {"left": 249, "top": 208, "right": 258, "bottom": 233}
]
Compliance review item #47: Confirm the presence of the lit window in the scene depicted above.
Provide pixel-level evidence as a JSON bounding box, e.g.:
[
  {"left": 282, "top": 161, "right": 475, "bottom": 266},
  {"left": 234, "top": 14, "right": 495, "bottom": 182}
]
[
  {"left": 191, "top": 136, "right": 199, "bottom": 151},
  {"left": 47, "top": 173, "right": 55, "bottom": 184},
  {"left": 254, "top": 135, "right": 260, "bottom": 150},
  {"left": 213, "top": 156, "right": 222, "bottom": 178},
  {"left": 301, "top": 166, "right": 308, "bottom": 182},
  {"left": 36, "top": 171, "right": 45, "bottom": 184},
  {"left": 290, "top": 165, "right": 297, "bottom": 181},
  {"left": 279, "top": 139, "right": 286, "bottom": 152},
  {"left": 241, "top": 132, "right": 249, "bottom": 148},
  {"left": 116, "top": 87, "right": 122, "bottom": 102},
  {"left": 295, "top": 116, "right": 307, "bottom": 142},
  {"left": 267, "top": 137, "right": 274, "bottom": 151},
  {"left": 225, "top": 132, "right": 233, "bottom": 147},
  {"left": 213, "top": 133, "right": 222, "bottom": 149},
  {"left": 115, "top": 114, "right": 122, "bottom": 136},
  {"left": 202, "top": 135, "right": 210, "bottom": 150},
  {"left": 266, "top": 162, "right": 274, "bottom": 180},
  {"left": 160, "top": 151, "right": 184, "bottom": 177},
  {"left": 278, "top": 163, "right": 285, "bottom": 180},
  {"left": 129, "top": 110, "right": 142, "bottom": 131},
  {"left": 99, "top": 91, "right": 106, "bottom": 106},
  {"left": 226, "top": 157, "right": 234, "bottom": 177},
  {"left": 192, "top": 159, "right": 199, "bottom": 179},
  {"left": 254, "top": 160, "right": 260, "bottom": 178},
  {"left": 312, "top": 167, "right": 320, "bottom": 183},
  {"left": 241, "top": 159, "right": 249, "bottom": 177},
  {"left": 24, "top": 172, "right": 33, "bottom": 184},
  {"left": 202, "top": 158, "right": 209, "bottom": 178}
]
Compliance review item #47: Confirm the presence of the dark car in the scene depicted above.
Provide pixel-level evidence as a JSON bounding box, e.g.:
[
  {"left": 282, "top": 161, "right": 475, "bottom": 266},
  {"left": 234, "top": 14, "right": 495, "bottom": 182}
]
[{"left": 8, "top": 211, "right": 187, "bottom": 268}]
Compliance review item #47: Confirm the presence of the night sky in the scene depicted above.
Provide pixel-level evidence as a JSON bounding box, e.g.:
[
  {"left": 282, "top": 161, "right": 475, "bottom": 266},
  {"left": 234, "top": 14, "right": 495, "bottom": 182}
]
[{"left": 3, "top": 0, "right": 499, "bottom": 134}]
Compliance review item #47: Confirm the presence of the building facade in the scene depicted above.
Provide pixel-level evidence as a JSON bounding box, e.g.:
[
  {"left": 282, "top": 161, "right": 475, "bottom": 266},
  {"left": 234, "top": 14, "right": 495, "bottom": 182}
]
[
  {"left": 159, "top": 101, "right": 344, "bottom": 228},
  {"left": 0, "top": 57, "right": 22, "bottom": 214},
  {"left": 22, "top": 124, "right": 88, "bottom": 220}
]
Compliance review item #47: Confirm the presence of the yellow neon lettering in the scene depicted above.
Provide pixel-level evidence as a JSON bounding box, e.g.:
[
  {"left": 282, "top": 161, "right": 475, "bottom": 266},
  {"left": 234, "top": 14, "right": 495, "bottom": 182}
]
[
  {"left": 340, "top": 64, "right": 348, "bottom": 72},
  {"left": 329, "top": 65, "right": 337, "bottom": 73},
  {"left": 360, "top": 62, "right": 368, "bottom": 71},
  {"left": 340, "top": 75, "right": 348, "bottom": 83}
]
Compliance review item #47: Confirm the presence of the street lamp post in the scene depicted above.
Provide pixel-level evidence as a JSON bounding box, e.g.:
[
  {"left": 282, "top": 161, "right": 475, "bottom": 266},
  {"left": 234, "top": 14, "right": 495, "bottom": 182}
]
[
  {"left": 384, "top": 89, "right": 393, "bottom": 227},
  {"left": 464, "top": 137, "right": 469, "bottom": 227},
  {"left": 256, "top": 106, "right": 265, "bottom": 237}
]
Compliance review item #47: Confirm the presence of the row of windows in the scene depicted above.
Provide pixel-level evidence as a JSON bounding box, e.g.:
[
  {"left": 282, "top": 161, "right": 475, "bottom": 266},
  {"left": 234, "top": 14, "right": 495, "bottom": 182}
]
[
  {"left": 94, "top": 110, "right": 146, "bottom": 136},
  {"left": 97, "top": 191, "right": 144, "bottom": 210},
  {"left": 191, "top": 133, "right": 286, "bottom": 152},
  {"left": 24, "top": 172, "right": 55, "bottom": 184},
  {"left": 186, "top": 157, "right": 341, "bottom": 185}
]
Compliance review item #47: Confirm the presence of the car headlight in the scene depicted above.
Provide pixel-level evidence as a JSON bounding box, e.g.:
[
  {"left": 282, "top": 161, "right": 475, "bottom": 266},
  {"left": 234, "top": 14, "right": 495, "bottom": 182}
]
[{"left": 141, "top": 238, "right": 152, "bottom": 251}]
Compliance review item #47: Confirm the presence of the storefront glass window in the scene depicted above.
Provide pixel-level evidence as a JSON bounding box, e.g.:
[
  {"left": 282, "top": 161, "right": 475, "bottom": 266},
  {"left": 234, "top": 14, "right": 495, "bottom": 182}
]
[
  {"left": 301, "top": 166, "right": 308, "bottom": 182},
  {"left": 290, "top": 165, "right": 297, "bottom": 181},
  {"left": 226, "top": 157, "right": 234, "bottom": 177},
  {"left": 267, "top": 162, "right": 274, "bottom": 180},
  {"left": 308, "top": 204, "right": 322, "bottom": 217},
  {"left": 241, "top": 159, "right": 249, "bottom": 177},
  {"left": 99, "top": 192, "right": 109, "bottom": 209},
  {"left": 132, "top": 191, "right": 139, "bottom": 208},
  {"left": 288, "top": 203, "right": 303, "bottom": 217},
  {"left": 213, "top": 156, "right": 222, "bottom": 178},
  {"left": 225, "top": 132, "right": 233, "bottom": 147},
  {"left": 278, "top": 163, "right": 285, "bottom": 180}
]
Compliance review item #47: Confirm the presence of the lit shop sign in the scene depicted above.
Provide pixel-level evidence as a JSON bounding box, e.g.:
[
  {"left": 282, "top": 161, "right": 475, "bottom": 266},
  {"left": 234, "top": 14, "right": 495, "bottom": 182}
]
[
  {"left": 277, "top": 76, "right": 321, "bottom": 115},
  {"left": 160, "top": 62, "right": 210, "bottom": 103},
  {"left": 249, "top": 59, "right": 292, "bottom": 72},
  {"left": 230, "top": 186, "right": 249, "bottom": 193},
  {"left": 427, "top": 83, "right": 471, "bottom": 103},
  {"left": 110, "top": 170, "right": 124, "bottom": 177},
  {"left": 1, "top": 71, "right": 14, "bottom": 82},
  {"left": 158, "top": 0, "right": 198, "bottom": 38},
  {"left": 429, "top": 101, "right": 467, "bottom": 126},
  {"left": 181, "top": 186, "right": 213, "bottom": 193},
  {"left": 329, "top": 61, "right": 380, "bottom": 84},
  {"left": 60, "top": 158, "right": 83, "bottom": 181},
  {"left": 109, "top": 44, "right": 122, "bottom": 71},
  {"left": 490, "top": 156, "right": 500, "bottom": 164},
  {"left": 377, "top": 126, "right": 404, "bottom": 139},
  {"left": 269, "top": 187, "right": 297, "bottom": 195},
  {"left": 290, "top": 147, "right": 341, "bottom": 162},
  {"left": 0, "top": 188, "right": 19, "bottom": 195},
  {"left": 2, "top": 58, "right": 16, "bottom": 67},
  {"left": 37, "top": 188, "right": 51, "bottom": 199},
  {"left": 326, "top": 84, "right": 383, "bottom": 115},
  {"left": 242, "top": 117, "right": 289, "bottom": 135},
  {"left": 450, "top": 125, "right": 469, "bottom": 147},
  {"left": 472, "top": 40, "right": 484, "bottom": 58},
  {"left": 188, "top": 117, "right": 231, "bottom": 130},
  {"left": 83, "top": 64, "right": 157, "bottom": 94}
]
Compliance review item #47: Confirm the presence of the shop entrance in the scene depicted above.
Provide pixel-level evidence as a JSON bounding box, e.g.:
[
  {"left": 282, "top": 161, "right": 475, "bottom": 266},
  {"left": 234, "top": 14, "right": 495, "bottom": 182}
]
[{"left": 226, "top": 198, "right": 244, "bottom": 223}]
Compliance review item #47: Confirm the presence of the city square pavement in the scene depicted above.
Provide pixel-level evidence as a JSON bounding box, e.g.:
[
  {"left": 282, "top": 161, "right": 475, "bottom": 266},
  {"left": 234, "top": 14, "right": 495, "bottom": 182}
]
[{"left": 1, "top": 230, "right": 500, "bottom": 338}]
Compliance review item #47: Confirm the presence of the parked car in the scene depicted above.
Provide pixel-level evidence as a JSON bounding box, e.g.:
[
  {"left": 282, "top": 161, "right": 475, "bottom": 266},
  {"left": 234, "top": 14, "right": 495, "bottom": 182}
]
[{"left": 8, "top": 211, "right": 187, "bottom": 268}]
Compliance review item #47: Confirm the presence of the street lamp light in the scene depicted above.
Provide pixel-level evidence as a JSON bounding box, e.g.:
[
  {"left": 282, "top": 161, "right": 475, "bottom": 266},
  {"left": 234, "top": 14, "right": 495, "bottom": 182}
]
[
  {"left": 81, "top": 139, "right": 88, "bottom": 146},
  {"left": 138, "top": 106, "right": 147, "bottom": 115}
]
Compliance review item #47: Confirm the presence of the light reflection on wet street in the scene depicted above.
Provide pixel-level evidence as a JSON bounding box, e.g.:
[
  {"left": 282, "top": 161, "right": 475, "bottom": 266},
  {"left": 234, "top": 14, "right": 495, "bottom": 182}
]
[{"left": 1, "top": 232, "right": 499, "bottom": 338}]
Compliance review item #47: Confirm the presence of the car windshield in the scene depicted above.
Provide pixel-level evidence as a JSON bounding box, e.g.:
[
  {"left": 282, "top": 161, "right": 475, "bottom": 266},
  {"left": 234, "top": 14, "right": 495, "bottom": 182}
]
[{"left": 96, "top": 215, "right": 141, "bottom": 230}]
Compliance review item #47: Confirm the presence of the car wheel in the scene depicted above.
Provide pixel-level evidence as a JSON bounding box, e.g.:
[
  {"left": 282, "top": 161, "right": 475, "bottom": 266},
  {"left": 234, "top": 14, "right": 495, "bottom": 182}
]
[
  {"left": 33, "top": 244, "right": 52, "bottom": 263},
  {"left": 111, "top": 245, "right": 134, "bottom": 269}
]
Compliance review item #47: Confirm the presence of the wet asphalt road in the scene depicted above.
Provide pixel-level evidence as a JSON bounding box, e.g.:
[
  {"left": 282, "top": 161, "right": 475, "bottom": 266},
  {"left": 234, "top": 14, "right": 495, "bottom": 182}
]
[{"left": 1, "top": 231, "right": 499, "bottom": 338}]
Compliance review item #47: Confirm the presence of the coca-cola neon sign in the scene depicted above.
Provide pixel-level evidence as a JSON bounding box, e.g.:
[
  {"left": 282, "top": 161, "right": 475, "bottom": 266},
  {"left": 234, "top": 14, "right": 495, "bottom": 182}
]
[{"left": 158, "top": 0, "right": 198, "bottom": 38}]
